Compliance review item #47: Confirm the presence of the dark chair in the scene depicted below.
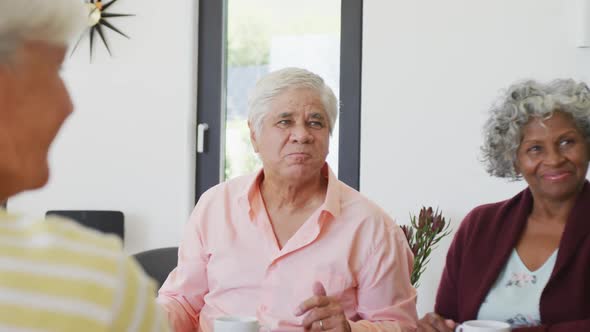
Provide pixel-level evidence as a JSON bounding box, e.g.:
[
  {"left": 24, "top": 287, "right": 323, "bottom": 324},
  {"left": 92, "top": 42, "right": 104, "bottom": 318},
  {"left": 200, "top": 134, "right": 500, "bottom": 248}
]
[
  {"left": 46, "top": 210, "right": 124, "bottom": 241},
  {"left": 133, "top": 247, "right": 178, "bottom": 289}
]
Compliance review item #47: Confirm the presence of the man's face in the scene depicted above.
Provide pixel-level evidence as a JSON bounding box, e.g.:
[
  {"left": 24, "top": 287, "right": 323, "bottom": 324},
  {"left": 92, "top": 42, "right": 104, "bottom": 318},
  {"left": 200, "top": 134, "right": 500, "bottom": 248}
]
[
  {"left": 0, "top": 40, "right": 72, "bottom": 194},
  {"left": 250, "top": 87, "right": 330, "bottom": 182}
]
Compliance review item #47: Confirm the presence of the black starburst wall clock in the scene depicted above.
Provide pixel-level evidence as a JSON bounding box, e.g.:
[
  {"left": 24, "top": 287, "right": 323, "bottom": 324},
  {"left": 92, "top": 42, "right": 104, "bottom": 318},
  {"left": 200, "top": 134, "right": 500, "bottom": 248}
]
[{"left": 72, "top": 0, "right": 134, "bottom": 59}]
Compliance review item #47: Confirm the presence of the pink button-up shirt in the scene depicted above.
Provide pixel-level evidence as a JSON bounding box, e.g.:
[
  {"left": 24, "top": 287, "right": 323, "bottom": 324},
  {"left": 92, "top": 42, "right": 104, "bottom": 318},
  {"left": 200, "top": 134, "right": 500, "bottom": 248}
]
[{"left": 157, "top": 166, "right": 417, "bottom": 332}]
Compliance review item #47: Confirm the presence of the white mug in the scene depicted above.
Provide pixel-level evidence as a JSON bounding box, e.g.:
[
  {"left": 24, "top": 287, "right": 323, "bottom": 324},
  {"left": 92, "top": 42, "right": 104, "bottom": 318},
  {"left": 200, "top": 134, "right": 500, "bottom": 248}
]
[
  {"left": 214, "top": 316, "right": 260, "bottom": 332},
  {"left": 455, "top": 320, "right": 511, "bottom": 332}
]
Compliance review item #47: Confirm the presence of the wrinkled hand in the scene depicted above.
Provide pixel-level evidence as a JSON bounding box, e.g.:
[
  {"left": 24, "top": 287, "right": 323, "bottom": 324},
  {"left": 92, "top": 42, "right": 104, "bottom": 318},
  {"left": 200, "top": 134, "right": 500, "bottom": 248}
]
[
  {"left": 294, "top": 281, "right": 351, "bottom": 332},
  {"left": 417, "top": 312, "right": 456, "bottom": 332}
]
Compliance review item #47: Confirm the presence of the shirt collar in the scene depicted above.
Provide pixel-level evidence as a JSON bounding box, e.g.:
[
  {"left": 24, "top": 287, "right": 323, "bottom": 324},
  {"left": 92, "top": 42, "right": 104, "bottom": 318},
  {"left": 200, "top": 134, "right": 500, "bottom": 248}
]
[
  {"left": 320, "top": 163, "right": 341, "bottom": 219},
  {"left": 236, "top": 169, "right": 265, "bottom": 221},
  {"left": 237, "top": 163, "right": 342, "bottom": 222}
]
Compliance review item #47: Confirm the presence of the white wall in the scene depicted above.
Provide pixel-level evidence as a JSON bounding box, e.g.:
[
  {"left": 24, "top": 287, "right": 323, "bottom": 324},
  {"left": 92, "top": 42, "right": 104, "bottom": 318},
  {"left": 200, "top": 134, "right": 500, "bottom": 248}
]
[
  {"left": 362, "top": 0, "right": 590, "bottom": 316},
  {"left": 8, "top": 0, "right": 198, "bottom": 254}
]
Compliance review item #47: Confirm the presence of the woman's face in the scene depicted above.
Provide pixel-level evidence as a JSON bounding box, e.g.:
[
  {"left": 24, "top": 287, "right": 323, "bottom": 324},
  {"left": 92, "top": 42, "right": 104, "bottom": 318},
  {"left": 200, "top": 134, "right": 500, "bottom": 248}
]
[
  {"left": 0, "top": 41, "right": 72, "bottom": 194},
  {"left": 250, "top": 87, "right": 330, "bottom": 183},
  {"left": 516, "top": 111, "right": 590, "bottom": 202}
]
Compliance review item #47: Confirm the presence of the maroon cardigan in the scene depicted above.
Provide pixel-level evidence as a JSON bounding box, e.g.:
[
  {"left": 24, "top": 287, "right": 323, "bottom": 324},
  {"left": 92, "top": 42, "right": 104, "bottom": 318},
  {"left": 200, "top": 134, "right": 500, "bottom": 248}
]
[{"left": 435, "top": 181, "right": 590, "bottom": 332}]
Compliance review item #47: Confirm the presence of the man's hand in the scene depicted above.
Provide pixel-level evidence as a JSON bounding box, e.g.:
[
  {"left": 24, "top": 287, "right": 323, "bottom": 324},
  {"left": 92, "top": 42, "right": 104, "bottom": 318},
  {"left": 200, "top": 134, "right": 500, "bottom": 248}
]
[{"left": 295, "top": 282, "right": 351, "bottom": 332}]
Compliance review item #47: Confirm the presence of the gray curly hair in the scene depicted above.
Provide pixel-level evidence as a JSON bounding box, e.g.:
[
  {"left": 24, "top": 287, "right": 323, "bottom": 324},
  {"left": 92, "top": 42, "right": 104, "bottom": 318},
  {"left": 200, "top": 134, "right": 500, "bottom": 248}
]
[
  {"left": 481, "top": 79, "right": 590, "bottom": 180},
  {"left": 248, "top": 67, "right": 338, "bottom": 136}
]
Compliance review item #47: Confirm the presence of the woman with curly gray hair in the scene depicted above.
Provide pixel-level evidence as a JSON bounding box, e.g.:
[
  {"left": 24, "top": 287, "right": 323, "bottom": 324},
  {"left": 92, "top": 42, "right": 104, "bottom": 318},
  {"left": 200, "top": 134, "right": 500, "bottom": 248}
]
[{"left": 419, "top": 79, "right": 590, "bottom": 332}]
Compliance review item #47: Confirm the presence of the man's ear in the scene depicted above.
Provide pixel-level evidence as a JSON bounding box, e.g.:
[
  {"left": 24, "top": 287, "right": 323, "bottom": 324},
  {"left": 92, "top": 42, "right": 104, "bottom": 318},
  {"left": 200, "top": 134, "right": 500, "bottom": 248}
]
[
  {"left": 248, "top": 121, "right": 259, "bottom": 153},
  {"left": 0, "top": 64, "right": 8, "bottom": 83},
  {"left": 0, "top": 65, "right": 10, "bottom": 108}
]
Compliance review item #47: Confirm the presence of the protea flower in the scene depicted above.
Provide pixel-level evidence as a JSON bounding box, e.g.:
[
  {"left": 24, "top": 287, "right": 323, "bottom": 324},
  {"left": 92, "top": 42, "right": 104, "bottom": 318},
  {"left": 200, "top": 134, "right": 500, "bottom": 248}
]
[{"left": 403, "top": 206, "right": 452, "bottom": 288}]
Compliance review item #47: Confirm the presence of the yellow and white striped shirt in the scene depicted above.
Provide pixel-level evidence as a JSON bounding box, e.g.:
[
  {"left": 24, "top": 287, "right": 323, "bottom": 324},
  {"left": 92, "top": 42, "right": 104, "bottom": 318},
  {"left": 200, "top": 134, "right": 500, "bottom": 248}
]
[{"left": 0, "top": 210, "right": 170, "bottom": 332}]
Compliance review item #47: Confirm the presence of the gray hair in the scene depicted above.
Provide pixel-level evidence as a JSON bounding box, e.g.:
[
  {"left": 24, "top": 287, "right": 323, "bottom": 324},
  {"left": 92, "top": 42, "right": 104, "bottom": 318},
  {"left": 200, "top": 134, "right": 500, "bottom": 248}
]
[
  {"left": 0, "top": 0, "right": 86, "bottom": 61},
  {"left": 481, "top": 79, "right": 590, "bottom": 180},
  {"left": 248, "top": 67, "right": 338, "bottom": 135}
]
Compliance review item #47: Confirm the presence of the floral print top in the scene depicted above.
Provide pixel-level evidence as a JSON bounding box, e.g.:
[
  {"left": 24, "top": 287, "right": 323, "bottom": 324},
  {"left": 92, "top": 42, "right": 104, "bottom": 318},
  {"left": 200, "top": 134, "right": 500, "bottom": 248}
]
[{"left": 477, "top": 248, "right": 558, "bottom": 328}]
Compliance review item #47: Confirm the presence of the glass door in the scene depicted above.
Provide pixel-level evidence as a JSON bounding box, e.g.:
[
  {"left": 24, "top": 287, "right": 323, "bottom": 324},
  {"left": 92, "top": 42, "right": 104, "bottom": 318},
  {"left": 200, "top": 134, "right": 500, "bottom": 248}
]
[
  {"left": 224, "top": 0, "right": 341, "bottom": 180},
  {"left": 195, "top": 0, "right": 361, "bottom": 201}
]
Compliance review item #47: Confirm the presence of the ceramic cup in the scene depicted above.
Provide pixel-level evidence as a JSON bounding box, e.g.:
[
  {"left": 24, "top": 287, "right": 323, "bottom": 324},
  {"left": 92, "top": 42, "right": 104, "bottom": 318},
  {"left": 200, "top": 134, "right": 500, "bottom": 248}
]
[
  {"left": 214, "top": 316, "right": 260, "bottom": 332},
  {"left": 455, "top": 320, "right": 511, "bottom": 332}
]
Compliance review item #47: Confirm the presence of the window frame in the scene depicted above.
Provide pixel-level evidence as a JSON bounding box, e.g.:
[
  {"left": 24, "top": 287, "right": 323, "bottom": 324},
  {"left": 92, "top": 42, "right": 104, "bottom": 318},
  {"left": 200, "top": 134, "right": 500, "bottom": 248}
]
[{"left": 195, "top": 0, "right": 363, "bottom": 202}]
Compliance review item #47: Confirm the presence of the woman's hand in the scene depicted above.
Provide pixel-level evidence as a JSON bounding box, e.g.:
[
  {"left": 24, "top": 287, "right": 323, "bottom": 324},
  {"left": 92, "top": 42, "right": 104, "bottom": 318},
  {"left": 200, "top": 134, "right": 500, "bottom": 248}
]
[
  {"left": 418, "top": 312, "right": 456, "bottom": 332},
  {"left": 295, "top": 282, "right": 351, "bottom": 332}
]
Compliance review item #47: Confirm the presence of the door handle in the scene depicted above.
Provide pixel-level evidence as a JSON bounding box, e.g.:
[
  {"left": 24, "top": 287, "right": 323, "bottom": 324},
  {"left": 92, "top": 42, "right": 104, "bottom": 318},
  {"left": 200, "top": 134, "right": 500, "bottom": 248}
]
[{"left": 197, "top": 123, "right": 209, "bottom": 153}]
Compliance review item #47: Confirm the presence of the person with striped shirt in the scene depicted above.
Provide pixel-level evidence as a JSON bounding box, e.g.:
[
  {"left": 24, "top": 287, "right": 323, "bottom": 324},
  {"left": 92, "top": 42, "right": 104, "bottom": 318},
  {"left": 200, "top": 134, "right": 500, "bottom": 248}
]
[{"left": 0, "top": 1, "right": 170, "bottom": 331}]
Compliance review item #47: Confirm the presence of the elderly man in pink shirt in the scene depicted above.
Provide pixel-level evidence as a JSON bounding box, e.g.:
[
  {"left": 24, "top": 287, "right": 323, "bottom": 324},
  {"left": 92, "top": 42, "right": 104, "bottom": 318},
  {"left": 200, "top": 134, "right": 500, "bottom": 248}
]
[{"left": 157, "top": 68, "right": 417, "bottom": 332}]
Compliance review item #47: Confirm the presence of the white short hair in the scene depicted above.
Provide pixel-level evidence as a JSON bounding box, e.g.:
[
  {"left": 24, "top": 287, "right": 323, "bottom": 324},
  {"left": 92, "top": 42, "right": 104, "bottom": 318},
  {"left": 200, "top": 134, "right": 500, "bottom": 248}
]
[
  {"left": 0, "top": 0, "right": 86, "bottom": 61},
  {"left": 248, "top": 67, "right": 339, "bottom": 135}
]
